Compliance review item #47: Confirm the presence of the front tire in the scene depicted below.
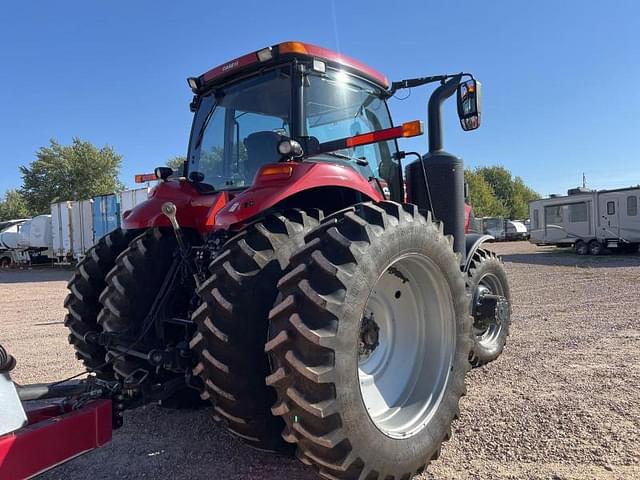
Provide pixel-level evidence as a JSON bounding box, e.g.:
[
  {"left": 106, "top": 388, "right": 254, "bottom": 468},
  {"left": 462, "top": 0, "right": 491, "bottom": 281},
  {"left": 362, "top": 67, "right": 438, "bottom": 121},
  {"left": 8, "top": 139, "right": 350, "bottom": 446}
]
[
  {"left": 467, "top": 248, "right": 511, "bottom": 368},
  {"left": 266, "top": 201, "right": 471, "bottom": 479}
]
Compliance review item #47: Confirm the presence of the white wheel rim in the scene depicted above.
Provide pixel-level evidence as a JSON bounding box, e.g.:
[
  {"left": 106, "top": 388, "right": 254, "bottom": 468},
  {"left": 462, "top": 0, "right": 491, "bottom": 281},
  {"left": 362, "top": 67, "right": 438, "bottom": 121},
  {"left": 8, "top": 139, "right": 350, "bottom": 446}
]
[{"left": 358, "top": 253, "right": 455, "bottom": 439}]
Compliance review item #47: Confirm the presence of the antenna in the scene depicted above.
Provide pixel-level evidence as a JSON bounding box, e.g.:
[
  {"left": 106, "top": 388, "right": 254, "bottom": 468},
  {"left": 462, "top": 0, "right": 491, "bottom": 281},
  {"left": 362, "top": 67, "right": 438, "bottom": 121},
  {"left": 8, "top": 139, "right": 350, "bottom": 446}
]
[{"left": 582, "top": 172, "right": 586, "bottom": 188}]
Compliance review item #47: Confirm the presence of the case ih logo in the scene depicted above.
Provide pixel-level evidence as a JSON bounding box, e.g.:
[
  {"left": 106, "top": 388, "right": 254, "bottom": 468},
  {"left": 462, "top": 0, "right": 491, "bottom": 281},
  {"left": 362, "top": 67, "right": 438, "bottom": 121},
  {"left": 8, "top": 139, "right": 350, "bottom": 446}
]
[{"left": 222, "top": 60, "right": 239, "bottom": 72}]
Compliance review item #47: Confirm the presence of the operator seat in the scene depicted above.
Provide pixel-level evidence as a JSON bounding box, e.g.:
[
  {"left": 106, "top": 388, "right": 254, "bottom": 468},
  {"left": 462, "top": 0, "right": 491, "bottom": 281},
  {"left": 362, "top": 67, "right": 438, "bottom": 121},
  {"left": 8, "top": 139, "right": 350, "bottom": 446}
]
[{"left": 243, "top": 131, "right": 284, "bottom": 182}]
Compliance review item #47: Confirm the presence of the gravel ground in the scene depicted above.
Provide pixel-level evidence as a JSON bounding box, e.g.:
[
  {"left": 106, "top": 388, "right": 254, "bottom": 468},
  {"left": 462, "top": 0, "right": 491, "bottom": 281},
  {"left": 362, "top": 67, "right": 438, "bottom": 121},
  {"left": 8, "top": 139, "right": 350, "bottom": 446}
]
[{"left": 1, "top": 241, "right": 639, "bottom": 480}]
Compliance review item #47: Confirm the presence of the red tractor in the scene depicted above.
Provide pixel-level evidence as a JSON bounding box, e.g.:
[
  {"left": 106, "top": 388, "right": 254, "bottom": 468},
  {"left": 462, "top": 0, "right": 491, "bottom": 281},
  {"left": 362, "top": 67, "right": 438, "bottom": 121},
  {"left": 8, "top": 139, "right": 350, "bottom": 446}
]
[{"left": 64, "top": 41, "right": 511, "bottom": 478}]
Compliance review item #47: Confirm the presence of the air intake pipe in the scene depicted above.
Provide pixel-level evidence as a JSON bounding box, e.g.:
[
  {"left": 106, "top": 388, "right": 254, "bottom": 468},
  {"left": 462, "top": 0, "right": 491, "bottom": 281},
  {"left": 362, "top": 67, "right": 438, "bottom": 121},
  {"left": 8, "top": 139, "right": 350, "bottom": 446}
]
[{"left": 406, "top": 75, "right": 466, "bottom": 264}]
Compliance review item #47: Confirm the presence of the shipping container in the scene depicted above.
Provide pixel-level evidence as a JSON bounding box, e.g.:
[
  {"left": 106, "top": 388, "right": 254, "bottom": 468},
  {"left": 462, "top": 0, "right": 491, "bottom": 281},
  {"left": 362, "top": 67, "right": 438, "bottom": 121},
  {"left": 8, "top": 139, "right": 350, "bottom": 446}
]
[
  {"left": 51, "top": 201, "right": 73, "bottom": 259},
  {"left": 118, "top": 187, "right": 149, "bottom": 222},
  {"left": 70, "top": 199, "right": 94, "bottom": 259},
  {"left": 92, "top": 194, "right": 120, "bottom": 241}
]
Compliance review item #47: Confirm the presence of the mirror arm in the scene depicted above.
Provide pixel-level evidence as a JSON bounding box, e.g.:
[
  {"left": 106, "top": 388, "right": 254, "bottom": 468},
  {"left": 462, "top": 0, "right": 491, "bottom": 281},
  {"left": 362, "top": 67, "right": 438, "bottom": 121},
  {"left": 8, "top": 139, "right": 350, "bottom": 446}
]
[
  {"left": 427, "top": 74, "right": 462, "bottom": 152},
  {"left": 386, "top": 72, "right": 471, "bottom": 97}
]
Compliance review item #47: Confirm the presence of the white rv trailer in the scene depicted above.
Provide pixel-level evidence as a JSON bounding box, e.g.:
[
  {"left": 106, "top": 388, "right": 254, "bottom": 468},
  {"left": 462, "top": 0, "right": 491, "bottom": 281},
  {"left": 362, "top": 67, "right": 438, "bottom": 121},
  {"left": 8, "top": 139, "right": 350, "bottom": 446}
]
[{"left": 529, "top": 186, "right": 640, "bottom": 254}]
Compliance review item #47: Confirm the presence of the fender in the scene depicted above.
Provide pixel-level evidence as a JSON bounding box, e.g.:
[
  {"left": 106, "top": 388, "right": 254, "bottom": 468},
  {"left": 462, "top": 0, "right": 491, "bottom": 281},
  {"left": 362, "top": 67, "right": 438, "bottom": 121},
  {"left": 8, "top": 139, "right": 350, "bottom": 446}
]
[
  {"left": 463, "top": 233, "right": 494, "bottom": 273},
  {"left": 121, "top": 180, "right": 228, "bottom": 233},
  {"left": 214, "top": 161, "right": 383, "bottom": 230}
]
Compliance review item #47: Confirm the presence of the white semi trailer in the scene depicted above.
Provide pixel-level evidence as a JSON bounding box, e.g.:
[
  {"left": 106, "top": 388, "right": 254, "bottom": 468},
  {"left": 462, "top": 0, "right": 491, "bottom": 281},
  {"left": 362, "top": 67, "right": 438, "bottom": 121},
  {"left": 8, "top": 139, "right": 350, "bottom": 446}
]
[{"left": 529, "top": 186, "right": 640, "bottom": 254}]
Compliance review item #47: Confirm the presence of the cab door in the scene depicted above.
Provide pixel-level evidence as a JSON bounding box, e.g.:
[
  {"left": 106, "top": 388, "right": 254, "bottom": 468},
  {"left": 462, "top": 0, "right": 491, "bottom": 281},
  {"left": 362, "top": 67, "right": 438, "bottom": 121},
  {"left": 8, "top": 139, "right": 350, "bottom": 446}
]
[{"left": 599, "top": 194, "right": 619, "bottom": 238}]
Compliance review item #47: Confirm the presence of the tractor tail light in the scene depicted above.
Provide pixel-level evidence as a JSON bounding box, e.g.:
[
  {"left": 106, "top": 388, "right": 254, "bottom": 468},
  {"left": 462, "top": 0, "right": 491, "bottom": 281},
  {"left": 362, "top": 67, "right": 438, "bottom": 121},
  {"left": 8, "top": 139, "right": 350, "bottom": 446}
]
[{"left": 259, "top": 165, "right": 293, "bottom": 178}]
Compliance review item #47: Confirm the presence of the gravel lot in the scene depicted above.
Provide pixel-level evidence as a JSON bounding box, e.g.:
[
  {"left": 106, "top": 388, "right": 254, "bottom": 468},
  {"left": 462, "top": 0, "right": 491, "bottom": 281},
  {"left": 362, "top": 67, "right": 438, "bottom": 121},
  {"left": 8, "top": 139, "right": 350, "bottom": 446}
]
[{"left": 1, "top": 241, "right": 639, "bottom": 480}]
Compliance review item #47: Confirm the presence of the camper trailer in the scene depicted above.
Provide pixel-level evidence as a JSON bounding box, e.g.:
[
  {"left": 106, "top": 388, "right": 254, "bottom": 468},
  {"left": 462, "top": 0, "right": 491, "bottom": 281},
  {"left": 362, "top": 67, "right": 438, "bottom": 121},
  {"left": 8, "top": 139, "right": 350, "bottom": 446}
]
[{"left": 529, "top": 186, "right": 640, "bottom": 254}]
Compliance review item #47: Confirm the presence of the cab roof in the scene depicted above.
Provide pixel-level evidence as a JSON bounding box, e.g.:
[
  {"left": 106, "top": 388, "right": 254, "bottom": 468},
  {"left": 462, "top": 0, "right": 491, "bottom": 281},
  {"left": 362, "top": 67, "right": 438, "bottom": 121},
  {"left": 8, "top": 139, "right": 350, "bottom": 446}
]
[{"left": 191, "top": 41, "right": 389, "bottom": 92}]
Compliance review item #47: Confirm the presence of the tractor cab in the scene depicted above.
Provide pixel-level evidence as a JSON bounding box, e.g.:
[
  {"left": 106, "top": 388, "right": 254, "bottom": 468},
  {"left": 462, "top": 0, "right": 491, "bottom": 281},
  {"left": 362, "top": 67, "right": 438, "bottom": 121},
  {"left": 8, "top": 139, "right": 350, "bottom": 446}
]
[{"left": 185, "top": 41, "right": 402, "bottom": 201}]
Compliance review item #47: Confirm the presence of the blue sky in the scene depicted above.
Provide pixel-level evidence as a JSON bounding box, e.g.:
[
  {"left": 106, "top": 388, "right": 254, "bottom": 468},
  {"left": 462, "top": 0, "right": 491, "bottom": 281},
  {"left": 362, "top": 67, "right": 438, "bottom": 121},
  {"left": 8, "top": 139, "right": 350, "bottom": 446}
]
[{"left": 1, "top": 1, "right": 639, "bottom": 197}]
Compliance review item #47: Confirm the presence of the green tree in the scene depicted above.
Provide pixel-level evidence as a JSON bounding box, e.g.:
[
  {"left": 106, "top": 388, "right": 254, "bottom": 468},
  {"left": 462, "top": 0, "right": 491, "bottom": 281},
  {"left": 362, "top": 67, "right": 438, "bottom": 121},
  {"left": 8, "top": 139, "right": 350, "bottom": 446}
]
[
  {"left": 475, "top": 166, "right": 514, "bottom": 214},
  {"left": 19, "top": 138, "right": 125, "bottom": 215},
  {"left": 0, "top": 189, "right": 30, "bottom": 221},
  {"left": 464, "top": 170, "right": 507, "bottom": 217},
  {"left": 511, "top": 176, "right": 539, "bottom": 219},
  {"left": 474, "top": 166, "right": 539, "bottom": 219},
  {"left": 166, "top": 155, "right": 186, "bottom": 172}
]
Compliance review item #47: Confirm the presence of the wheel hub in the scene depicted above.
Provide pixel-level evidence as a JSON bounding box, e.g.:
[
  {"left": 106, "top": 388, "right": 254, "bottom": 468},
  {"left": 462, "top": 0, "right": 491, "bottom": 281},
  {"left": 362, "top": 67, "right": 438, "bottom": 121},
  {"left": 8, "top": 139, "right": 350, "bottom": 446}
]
[
  {"left": 358, "top": 254, "right": 455, "bottom": 439},
  {"left": 359, "top": 313, "right": 380, "bottom": 360},
  {"left": 472, "top": 273, "right": 509, "bottom": 343}
]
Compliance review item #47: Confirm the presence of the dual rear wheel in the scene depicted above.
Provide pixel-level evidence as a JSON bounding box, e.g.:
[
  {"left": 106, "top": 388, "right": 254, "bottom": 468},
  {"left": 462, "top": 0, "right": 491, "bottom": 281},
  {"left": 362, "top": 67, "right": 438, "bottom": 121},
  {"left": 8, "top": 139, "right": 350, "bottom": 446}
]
[
  {"left": 65, "top": 201, "right": 477, "bottom": 479},
  {"left": 191, "top": 201, "right": 473, "bottom": 478}
]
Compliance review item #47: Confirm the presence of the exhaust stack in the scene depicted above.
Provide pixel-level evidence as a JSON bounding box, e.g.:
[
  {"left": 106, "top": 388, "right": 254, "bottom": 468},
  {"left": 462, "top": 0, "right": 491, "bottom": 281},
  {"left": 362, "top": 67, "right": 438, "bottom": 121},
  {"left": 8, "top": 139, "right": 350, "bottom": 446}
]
[{"left": 406, "top": 75, "right": 466, "bottom": 263}]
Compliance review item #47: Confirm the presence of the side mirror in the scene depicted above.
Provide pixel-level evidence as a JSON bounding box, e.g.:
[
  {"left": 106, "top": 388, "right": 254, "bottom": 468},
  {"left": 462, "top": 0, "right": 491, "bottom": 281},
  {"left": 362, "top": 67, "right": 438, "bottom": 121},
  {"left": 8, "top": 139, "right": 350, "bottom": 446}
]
[
  {"left": 457, "top": 79, "right": 482, "bottom": 131},
  {"left": 154, "top": 166, "right": 174, "bottom": 181}
]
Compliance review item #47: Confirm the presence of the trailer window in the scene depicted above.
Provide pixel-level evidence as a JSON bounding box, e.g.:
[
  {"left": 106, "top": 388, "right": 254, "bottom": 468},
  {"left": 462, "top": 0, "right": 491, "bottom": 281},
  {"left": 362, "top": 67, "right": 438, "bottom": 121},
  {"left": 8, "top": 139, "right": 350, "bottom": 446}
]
[
  {"left": 568, "top": 203, "right": 588, "bottom": 223},
  {"left": 545, "top": 205, "right": 563, "bottom": 225},
  {"left": 607, "top": 201, "right": 615, "bottom": 215},
  {"left": 533, "top": 209, "right": 539, "bottom": 229},
  {"left": 627, "top": 196, "right": 637, "bottom": 216}
]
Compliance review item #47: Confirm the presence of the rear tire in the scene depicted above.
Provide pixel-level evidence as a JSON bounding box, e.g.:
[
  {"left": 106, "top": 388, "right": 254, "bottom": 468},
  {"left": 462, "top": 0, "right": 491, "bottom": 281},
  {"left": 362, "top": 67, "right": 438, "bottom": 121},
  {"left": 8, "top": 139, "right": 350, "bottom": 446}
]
[
  {"left": 64, "top": 228, "right": 137, "bottom": 377},
  {"left": 191, "top": 209, "right": 322, "bottom": 453},
  {"left": 266, "top": 201, "right": 471, "bottom": 479},
  {"left": 574, "top": 240, "right": 588, "bottom": 256},
  {"left": 97, "top": 228, "right": 201, "bottom": 406},
  {"left": 467, "top": 248, "right": 511, "bottom": 368},
  {"left": 588, "top": 240, "right": 602, "bottom": 255}
]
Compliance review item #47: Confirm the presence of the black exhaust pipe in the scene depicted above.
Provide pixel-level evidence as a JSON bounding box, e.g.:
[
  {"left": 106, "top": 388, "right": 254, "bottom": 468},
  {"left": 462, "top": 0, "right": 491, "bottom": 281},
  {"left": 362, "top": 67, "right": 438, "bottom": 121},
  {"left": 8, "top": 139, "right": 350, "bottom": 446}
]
[{"left": 406, "top": 75, "right": 466, "bottom": 263}]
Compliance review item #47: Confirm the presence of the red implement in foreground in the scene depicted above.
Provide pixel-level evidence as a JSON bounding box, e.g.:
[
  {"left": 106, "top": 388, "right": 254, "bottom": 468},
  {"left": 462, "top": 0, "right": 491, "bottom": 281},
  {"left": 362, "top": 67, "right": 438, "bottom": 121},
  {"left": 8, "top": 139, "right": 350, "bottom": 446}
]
[{"left": 0, "top": 400, "right": 112, "bottom": 480}]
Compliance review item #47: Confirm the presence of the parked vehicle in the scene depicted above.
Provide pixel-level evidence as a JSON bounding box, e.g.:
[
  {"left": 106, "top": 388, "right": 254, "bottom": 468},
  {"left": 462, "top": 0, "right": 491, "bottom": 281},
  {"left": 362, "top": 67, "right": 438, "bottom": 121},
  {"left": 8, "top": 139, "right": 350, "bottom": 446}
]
[
  {"left": 61, "top": 42, "right": 511, "bottom": 479},
  {"left": 0, "top": 221, "right": 34, "bottom": 267},
  {"left": 529, "top": 186, "right": 640, "bottom": 254},
  {"left": 505, "top": 220, "right": 529, "bottom": 240}
]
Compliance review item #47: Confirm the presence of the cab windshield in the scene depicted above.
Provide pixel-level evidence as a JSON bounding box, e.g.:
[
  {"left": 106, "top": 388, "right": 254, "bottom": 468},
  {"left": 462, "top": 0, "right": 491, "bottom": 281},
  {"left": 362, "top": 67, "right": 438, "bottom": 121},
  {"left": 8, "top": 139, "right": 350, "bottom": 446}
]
[
  {"left": 187, "top": 63, "right": 398, "bottom": 195},
  {"left": 188, "top": 66, "right": 292, "bottom": 190},
  {"left": 303, "top": 67, "right": 397, "bottom": 183}
]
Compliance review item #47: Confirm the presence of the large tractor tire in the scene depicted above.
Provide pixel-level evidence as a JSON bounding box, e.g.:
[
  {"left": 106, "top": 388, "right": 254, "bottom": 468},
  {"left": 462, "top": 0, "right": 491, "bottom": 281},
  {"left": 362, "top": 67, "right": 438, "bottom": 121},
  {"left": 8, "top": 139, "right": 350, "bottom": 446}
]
[
  {"left": 64, "top": 228, "right": 137, "bottom": 377},
  {"left": 191, "top": 209, "right": 322, "bottom": 453},
  {"left": 266, "top": 201, "right": 471, "bottom": 479},
  {"left": 97, "top": 228, "right": 201, "bottom": 405},
  {"left": 467, "top": 248, "right": 512, "bottom": 368}
]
